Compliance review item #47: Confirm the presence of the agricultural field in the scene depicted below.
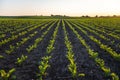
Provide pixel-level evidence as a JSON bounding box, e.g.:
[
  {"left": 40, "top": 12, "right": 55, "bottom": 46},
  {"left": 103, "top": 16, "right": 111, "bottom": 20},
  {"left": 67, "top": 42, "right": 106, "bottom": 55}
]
[{"left": 0, "top": 18, "right": 120, "bottom": 80}]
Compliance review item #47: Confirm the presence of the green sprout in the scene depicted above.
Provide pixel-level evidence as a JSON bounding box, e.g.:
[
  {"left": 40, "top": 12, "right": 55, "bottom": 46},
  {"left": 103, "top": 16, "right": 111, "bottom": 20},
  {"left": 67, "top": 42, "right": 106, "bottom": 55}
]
[{"left": 0, "top": 68, "right": 16, "bottom": 80}]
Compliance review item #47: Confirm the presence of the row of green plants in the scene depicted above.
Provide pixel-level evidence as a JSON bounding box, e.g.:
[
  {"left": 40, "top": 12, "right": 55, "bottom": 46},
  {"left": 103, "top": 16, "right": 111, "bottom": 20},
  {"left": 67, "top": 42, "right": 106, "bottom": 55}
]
[
  {"left": 90, "top": 19, "right": 120, "bottom": 39},
  {"left": 4, "top": 20, "right": 54, "bottom": 54},
  {"left": 80, "top": 18, "right": 120, "bottom": 37},
  {"left": 71, "top": 21, "right": 110, "bottom": 42},
  {"left": 37, "top": 20, "right": 60, "bottom": 80},
  {"left": 0, "top": 20, "right": 55, "bottom": 80},
  {"left": 62, "top": 20, "right": 85, "bottom": 78},
  {"left": 0, "top": 19, "right": 45, "bottom": 44},
  {"left": 79, "top": 21, "right": 120, "bottom": 45},
  {"left": 10, "top": 20, "right": 49, "bottom": 35},
  {"left": 66, "top": 20, "right": 119, "bottom": 80},
  {"left": 77, "top": 20, "right": 120, "bottom": 40},
  {"left": 0, "top": 20, "right": 50, "bottom": 46},
  {"left": 69, "top": 20, "right": 120, "bottom": 61},
  {"left": 72, "top": 20, "right": 119, "bottom": 51},
  {"left": 89, "top": 36, "right": 120, "bottom": 60},
  {"left": 0, "top": 19, "right": 33, "bottom": 34},
  {"left": 46, "top": 20, "right": 60, "bottom": 54},
  {"left": 5, "top": 31, "right": 38, "bottom": 54},
  {"left": 26, "top": 21, "right": 57, "bottom": 53},
  {"left": 0, "top": 19, "right": 48, "bottom": 35}
]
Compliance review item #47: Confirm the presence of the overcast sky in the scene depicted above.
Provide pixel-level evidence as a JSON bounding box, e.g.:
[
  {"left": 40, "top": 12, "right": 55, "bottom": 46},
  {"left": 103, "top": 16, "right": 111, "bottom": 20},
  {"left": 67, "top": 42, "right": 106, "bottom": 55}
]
[{"left": 0, "top": 0, "right": 120, "bottom": 16}]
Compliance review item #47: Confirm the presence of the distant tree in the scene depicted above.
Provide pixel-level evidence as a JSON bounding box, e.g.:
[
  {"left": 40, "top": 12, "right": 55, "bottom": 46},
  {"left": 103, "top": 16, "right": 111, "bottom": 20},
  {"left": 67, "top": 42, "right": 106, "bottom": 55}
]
[
  {"left": 113, "top": 15, "right": 116, "bottom": 17},
  {"left": 85, "top": 15, "right": 89, "bottom": 17},
  {"left": 81, "top": 15, "right": 85, "bottom": 17},
  {"left": 51, "top": 14, "right": 54, "bottom": 16},
  {"left": 95, "top": 15, "right": 98, "bottom": 18}
]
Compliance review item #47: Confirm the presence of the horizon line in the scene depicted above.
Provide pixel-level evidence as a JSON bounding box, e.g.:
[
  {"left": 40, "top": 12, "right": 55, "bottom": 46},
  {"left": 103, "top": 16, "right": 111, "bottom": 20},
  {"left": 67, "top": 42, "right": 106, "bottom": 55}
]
[{"left": 0, "top": 14, "right": 120, "bottom": 17}]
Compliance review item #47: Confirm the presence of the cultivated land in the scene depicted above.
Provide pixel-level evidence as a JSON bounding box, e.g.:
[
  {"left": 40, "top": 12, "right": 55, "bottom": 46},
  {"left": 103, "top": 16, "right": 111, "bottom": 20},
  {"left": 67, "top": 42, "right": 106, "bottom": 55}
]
[{"left": 0, "top": 17, "right": 120, "bottom": 80}]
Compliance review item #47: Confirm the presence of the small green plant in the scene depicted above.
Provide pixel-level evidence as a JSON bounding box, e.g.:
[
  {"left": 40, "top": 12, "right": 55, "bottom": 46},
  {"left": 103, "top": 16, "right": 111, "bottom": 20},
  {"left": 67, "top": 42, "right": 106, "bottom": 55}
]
[
  {"left": 110, "top": 73, "right": 119, "bottom": 80},
  {"left": 0, "top": 55, "right": 4, "bottom": 59},
  {"left": 26, "top": 45, "right": 36, "bottom": 53},
  {"left": 78, "top": 73, "right": 85, "bottom": 77},
  {"left": 95, "top": 58, "right": 104, "bottom": 68},
  {"left": 46, "top": 45, "right": 54, "bottom": 54},
  {"left": 0, "top": 68, "right": 16, "bottom": 80},
  {"left": 5, "top": 45, "right": 15, "bottom": 54},
  {"left": 101, "top": 67, "right": 111, "bottom": 76},
  {"left": 46, "top": 40, "right": 55, "bottom": 54},
  {"left": 88, "top": 49, "right": 98, "bottom": 59},
  {"left": 0, "top": 34, "right": 6, "bottom": 38},
  {"left": 16, "top": 54, "right": 28, "bottom": 65},
  {"left": 95, "top": 58, "right": 111, "bottom": 76},
  {"left": 37, "top": 56, "right": 51, "bottom": 80},
  {"left": 26, "top": 38, "right": 42, "bottom": 53}
]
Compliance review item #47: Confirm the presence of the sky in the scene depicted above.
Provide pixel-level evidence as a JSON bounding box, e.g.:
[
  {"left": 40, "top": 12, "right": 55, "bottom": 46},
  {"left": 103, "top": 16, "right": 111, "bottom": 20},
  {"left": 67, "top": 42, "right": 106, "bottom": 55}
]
[{"left": 0, "top": 0, "right": 120, "bottom": 16}]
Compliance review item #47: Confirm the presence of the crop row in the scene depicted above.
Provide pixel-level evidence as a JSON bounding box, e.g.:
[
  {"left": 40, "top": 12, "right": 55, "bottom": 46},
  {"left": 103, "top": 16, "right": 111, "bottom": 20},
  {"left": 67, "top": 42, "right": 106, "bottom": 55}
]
[
  {"left": 68, "top": 20, "right": 120, "bottom": 61},
  {"left": 65, "top": 20, "right": 119, "bottom": 80},
  {"left": 37, "top": 20, "right": 60, "bottom": 80},
  {"left": 62, "top": 20, "right": 85, "bottom": 78}
]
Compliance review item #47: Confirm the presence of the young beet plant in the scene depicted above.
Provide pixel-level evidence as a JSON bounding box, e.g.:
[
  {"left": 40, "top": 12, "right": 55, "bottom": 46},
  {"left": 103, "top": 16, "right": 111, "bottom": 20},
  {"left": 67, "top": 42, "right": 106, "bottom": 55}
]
[
  {"left": 0, "top": 68, "right": 16, "bottom": 80},
  {"left": 46, "top": 40, "right": 55, "bottom": 54},
  {"left": 16, "top": 54, "right": 28, "bottom": 65},
  {"left": 5, "top": 45, "right": 15, "bottom": 54},
  {"left": 37, "top": 56, "right": 51, "bottom": 80},
  {"left": 0, "top": 55, "right": 4, "bottom": 59},
  {"left": 95, "top": 58, "right": 111, "bottom": 76},
  {"left": 26, "top": 38, "right": 42, "bottom": 53},
  {"left": 110, "top": 73, "right": 119, "bottom": 80},
  {"left": 0, "top": 34, "right": 6, "bottom": 38}
]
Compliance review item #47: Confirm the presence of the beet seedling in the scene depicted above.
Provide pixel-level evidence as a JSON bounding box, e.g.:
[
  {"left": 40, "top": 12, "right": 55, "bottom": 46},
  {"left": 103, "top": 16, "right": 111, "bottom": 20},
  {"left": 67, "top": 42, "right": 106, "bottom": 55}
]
[
  {"left": 0, "top": 55, "right": 4, "bottom": 59},
  {"left": 0, "top": 68, "right": 16, "bottom": 80},
  {"left": 111, "top": 73, "right": 119, "bottom": 80},
  {"left": 37, "top": 56, "right": 51, "bottom": 80},
  {"left": 16, "top": 54, "right": 28, "bottom": 65}
]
